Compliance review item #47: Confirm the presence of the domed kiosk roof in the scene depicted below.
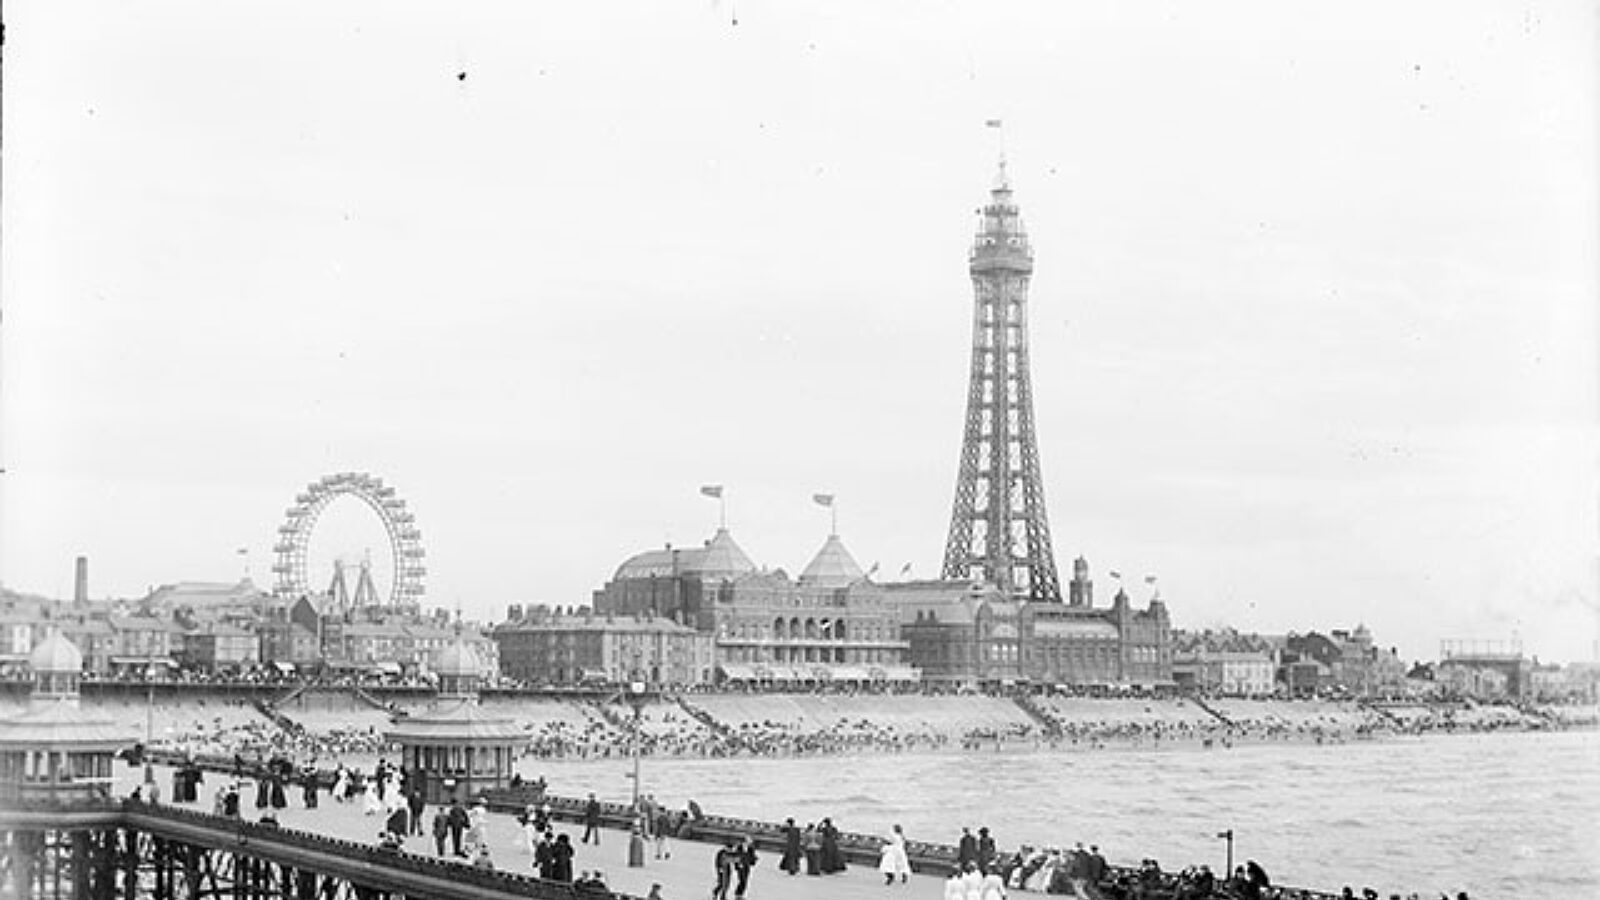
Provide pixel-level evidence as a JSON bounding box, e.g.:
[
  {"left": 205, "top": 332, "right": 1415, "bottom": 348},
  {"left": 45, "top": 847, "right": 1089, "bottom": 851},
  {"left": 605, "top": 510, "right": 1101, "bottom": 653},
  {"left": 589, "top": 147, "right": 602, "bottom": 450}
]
[
  {"left": 0, "top": 631, "right": 130, "bottom": 750},
  {"left": 433, "top": 639, "right": 481, "bottom": 679},
  {"left": 29, "top": 630, "right": 83, "bottom": 674},
  {"left": 798, "top": 534, "right": 866, "bottom": 589}
]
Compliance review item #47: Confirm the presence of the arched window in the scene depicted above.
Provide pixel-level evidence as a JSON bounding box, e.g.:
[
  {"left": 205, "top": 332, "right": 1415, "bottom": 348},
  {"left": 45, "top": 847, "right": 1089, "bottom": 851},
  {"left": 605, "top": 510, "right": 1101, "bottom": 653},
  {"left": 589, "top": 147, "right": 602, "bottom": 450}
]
[{"left": 773, "top": 618, "right": 786, "bottom": 640}]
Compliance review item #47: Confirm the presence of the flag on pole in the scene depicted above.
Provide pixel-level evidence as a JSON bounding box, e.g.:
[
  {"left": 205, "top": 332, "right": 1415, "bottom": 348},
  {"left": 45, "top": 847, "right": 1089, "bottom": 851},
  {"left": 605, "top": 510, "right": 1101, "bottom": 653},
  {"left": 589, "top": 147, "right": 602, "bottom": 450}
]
[
  {"left": 985, "top": 119, "right": 1003, "bottom": 128},
  {"left": 236, "top": 547, "right": 248, "bottom": 555},
  {"left": 1144, "top": 575, "right": 1158, "bottom": 584},
  {"left": 1108, "top": 570, "right": 1122, "bottom": 579},
  {"left": 700, "top": 485, "right": 723, "bottom": 499},
  {"left": 866, "top": 562, "right": 880, "bottom": 577},
  {"left": 900, "top": 562, "right": 913, "bottom": 576},
  {"left": 812, "top": 493, "right": 835, "bottom": 507}
]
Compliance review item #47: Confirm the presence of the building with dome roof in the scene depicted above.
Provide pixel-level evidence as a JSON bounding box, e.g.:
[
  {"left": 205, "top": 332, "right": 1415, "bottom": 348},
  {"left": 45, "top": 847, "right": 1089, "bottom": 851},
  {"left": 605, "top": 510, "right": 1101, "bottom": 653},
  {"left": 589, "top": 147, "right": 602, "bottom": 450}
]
[
  {"left": 591, "top": 528, "right": 915, "bottom": 685},
  {"left": 385, "top": 634, "right": 524, "bottom": 804},
  {"left": 0, "top": 630, "right": 131, "bottom": 804}
]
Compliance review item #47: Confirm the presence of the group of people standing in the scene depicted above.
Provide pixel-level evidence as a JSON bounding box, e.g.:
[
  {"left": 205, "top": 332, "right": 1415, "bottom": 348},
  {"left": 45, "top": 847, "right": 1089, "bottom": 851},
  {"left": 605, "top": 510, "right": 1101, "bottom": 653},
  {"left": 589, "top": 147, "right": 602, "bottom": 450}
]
[{"left": 777, "top": 817, "right": 849, "bottom": 877}]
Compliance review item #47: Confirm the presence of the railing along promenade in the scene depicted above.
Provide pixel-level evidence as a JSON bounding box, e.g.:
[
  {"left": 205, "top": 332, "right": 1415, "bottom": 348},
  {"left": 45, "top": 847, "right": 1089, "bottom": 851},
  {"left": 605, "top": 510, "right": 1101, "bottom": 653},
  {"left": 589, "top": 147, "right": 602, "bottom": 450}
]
[{"left": 0, "top": 798, "right": 643, "bottom": 900}]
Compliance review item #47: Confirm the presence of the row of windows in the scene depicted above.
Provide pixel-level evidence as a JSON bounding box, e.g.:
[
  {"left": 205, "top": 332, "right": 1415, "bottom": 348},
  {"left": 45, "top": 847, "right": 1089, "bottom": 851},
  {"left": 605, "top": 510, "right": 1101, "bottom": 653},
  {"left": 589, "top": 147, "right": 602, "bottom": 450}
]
[{"left": 717, "top": 618, "right": 894, "bottom": 642}]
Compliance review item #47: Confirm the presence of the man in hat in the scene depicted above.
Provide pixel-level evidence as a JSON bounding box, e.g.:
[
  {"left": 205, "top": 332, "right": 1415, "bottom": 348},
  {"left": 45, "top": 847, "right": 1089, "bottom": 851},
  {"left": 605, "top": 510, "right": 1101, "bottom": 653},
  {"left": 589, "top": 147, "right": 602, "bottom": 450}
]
[
  {"left": 733, "top": 835, "right": 758, "bottom": 899},
  {"left": 582, "top": 792, "right": 602, "bottom": 844}
]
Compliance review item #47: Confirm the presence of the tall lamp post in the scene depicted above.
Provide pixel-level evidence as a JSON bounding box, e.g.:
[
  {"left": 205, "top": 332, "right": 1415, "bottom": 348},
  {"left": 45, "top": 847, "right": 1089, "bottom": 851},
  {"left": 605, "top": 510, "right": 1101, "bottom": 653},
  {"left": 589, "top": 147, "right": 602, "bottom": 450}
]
[
  {"left": 144, "top": 648, "right": 158, "bottom": 791},
  {"left": 625, "top": 674, "right": 647, "bottom": 869}
]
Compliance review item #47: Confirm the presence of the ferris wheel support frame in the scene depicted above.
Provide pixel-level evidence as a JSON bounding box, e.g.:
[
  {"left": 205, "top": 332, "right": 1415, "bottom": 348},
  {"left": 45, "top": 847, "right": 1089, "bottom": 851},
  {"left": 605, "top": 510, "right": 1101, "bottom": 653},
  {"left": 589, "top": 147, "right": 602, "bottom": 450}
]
[{"left": 271, "top": 471, "right": 427, "bottom": 610}]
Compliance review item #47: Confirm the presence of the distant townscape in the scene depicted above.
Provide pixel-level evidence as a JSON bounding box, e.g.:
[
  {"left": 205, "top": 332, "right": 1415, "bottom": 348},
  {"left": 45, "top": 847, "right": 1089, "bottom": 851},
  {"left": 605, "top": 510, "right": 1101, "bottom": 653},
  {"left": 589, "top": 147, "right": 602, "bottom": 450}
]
[{"left": 1, "top": 548, "right": 1594, "bottom": 706}]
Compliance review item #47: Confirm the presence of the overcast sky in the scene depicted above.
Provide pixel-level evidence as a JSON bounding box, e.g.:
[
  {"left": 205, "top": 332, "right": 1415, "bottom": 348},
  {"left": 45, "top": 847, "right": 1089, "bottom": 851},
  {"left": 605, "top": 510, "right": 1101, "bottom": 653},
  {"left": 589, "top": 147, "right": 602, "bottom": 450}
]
[{"left": 3, "top": 1, "right": 1596, "bottom": 663}]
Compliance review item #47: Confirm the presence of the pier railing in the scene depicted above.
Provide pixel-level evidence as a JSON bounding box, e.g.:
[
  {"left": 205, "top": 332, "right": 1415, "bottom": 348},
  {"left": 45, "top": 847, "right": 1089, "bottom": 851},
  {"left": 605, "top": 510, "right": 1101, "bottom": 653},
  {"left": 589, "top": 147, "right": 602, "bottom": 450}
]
[{"left": 1, "top": 798, "right": 645, "bottom": 900}]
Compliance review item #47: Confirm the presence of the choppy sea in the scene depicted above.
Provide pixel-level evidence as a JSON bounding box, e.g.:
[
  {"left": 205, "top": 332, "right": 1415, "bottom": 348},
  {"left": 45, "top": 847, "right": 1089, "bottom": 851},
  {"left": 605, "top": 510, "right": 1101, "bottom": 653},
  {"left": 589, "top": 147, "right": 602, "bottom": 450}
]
[{"left": 517, "top": 730, "right": 1600, "bottom": 897}]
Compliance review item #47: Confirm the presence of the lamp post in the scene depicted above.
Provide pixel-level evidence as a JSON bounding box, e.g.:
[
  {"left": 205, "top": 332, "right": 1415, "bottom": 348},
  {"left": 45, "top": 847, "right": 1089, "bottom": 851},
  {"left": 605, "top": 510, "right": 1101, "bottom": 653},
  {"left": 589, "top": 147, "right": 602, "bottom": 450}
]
[
  {"left": 1216, "top": 828, "right": 1234, "bottom": 877},
  {"left": 143, "top": 650, "right": 157, "bottom": 790},
  {"left": 626, "top": 676, "right": 647, "bottom": 869},
  {"left": 627, "top": 677, "right": 644, "bottom": 810}
]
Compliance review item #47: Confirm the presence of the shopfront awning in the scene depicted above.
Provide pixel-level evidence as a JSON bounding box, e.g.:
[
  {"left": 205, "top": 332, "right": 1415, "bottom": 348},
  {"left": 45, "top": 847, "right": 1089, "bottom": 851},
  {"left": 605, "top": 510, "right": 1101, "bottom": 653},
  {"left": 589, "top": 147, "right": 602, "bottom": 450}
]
[{"left": 110, "top": 656, "right": 177, "bottom": 667}]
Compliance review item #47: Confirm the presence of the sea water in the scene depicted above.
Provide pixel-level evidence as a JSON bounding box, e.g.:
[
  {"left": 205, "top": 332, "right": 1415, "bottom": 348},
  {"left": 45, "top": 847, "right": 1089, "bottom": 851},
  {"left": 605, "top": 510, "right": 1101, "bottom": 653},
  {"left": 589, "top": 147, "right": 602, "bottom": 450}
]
[{"left": 517, "top": 730, "right": 1600, "bottom": 897}]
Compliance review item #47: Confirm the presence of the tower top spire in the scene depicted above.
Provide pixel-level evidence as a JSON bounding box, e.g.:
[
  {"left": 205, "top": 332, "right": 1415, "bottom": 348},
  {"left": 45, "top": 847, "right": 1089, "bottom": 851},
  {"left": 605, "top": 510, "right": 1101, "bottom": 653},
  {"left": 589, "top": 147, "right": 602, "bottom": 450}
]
[{"left": 993, "top": 154, "right": 1011, "bottom": 194}]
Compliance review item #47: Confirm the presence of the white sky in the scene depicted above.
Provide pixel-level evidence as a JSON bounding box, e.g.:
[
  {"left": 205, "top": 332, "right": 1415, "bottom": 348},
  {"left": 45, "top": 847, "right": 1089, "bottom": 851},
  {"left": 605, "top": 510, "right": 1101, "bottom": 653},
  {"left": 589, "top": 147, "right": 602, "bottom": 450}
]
[{"left": 2, "top": 1, "right": 1596, "bottom": 663}]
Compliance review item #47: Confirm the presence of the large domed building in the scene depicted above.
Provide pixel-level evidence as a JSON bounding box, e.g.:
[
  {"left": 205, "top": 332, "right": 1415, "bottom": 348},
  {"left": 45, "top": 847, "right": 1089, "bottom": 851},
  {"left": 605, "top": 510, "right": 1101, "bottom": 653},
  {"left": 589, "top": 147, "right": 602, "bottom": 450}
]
[{"left": 592, "top": 528, "right": 916, "bottom": 686}]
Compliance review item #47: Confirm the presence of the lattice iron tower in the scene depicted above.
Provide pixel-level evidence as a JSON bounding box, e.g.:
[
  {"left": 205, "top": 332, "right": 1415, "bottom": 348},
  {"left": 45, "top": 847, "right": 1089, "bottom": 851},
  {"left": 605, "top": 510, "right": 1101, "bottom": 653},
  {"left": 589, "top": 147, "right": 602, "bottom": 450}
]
[{"left": 940, "top": 160, "right": 1062, "bottom": 602}]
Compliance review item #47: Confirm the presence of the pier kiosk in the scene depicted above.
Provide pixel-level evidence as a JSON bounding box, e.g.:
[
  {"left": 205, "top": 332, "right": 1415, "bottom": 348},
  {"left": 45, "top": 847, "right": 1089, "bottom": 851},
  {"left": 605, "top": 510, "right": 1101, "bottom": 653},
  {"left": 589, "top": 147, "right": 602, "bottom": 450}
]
[
  {"left": 0, "top": 630, "right": 130, "bottom": 804},
  {"left": 385, "top": 639, "right": 522, "bottom": 804}
]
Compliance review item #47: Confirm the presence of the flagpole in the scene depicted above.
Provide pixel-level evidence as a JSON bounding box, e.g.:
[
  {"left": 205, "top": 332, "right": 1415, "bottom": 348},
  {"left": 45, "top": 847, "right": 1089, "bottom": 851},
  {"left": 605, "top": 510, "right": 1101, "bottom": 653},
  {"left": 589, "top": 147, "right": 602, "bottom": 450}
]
[{"left": 720, "top": 495, "right": 726, "bottom": 531}]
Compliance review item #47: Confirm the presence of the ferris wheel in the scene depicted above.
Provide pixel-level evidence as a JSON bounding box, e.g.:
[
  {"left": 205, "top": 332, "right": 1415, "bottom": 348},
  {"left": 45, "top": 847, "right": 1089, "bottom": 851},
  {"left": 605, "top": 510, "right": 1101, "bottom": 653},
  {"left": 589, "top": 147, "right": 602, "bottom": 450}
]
[{"left": 272, "top": 472, "right": 426, "bottom": 609}]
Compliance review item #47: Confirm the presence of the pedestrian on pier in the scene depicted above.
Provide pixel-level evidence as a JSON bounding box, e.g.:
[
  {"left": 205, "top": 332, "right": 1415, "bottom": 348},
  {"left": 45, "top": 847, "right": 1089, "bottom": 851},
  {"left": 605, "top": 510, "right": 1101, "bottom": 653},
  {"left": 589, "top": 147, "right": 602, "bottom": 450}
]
[
  {"left": 301, "top": 765, "right": 318, "bottom": 809},
  {"left": 803, "top": 824, "right": 822, "bottom": 876},
  {"left": 431, "top": 809, "right": 449, "bottom": 857},
  {"left": 733, "top": 835, "right": 757, "bottom": 899},
  {"left": 408, "top": 790, "right": 426, "bottom": 836},
  {"left": 385, "top": 805, "right": 409, "bottom": 844},
  {"left": 976, "top": 827, "right": 995, "bottom": 874},
  {"left": 583, "top": 792, "right": 602, "bottom": 844},
  {"left": 878, "top": 824, "right": 910, "bottom": 885},
  {"left": 712, "top": 841, "right": 737, "bottom": 900},
  {"left": 820, "top": 818, "right": 845, "bottom": 873},
  {"left": 958, "top": 828, "right": 977, "bottom": 870},
  {"left": 779, "top": 818, "right": 801, "bottom": 875},
  {"left": 653, "top": 804, "right": 674, "bottom": 859},
  {"left": 552, "top": 833, "right": 575, "bottom": 882},
  {"left": 447, "top": 799, "right": 469, "bottom": 857}
]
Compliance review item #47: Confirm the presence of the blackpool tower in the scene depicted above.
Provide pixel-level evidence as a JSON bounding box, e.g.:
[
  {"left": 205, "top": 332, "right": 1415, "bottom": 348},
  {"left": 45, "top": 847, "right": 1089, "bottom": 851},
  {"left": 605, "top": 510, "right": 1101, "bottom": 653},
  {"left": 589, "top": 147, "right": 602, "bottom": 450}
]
[{"left": 940, "top": 159, "right": 1063, "bottom": 602}]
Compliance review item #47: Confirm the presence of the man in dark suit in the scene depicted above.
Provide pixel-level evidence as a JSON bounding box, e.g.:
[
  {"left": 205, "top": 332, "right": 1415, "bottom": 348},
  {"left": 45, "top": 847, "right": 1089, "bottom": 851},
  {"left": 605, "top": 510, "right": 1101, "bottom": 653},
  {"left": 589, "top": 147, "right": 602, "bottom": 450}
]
[
  {"left": 447, "top": 799, "right": 469, "bottom": 857},
  {"left": 712, "top": 841, "right": 737, "bottom": 900},
  {"left": 958, "top": 827, "right": 978, "bottom": 870},
  {"left": 977, "top": 826, "right": 996, "bottom": 873},
  {"left": 733, "top": 836, "right": 758, "bottom": 898},
  {"left": 407, "top": 791, "right": 426, "bottom": 836},
  {"left": 582, "top": 793, "right": 602, "bottom": 844}
]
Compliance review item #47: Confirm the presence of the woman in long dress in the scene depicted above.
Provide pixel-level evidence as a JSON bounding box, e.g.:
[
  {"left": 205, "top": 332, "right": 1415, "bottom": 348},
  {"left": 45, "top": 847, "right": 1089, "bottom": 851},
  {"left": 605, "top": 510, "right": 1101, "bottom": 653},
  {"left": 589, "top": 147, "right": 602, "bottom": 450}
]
[
  {"left": 878, "top": 824, "right": 911, "bottom": 885},
  {"left": 362, "top": 781, "right": 382, "bottom": 816}
]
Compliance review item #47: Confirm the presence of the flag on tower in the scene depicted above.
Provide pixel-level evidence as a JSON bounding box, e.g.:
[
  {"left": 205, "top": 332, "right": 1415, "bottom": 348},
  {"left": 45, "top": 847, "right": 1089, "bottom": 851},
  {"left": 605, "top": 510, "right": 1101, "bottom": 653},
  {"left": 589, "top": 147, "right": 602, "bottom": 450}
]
[
  {"left": 236, "top": 547, "right": 248, "bottom": 555},
  {"left": 1108, "top": 570, "right": 1122, "bottom": 579},
  {"left": 699, "top": 485, "right": 723, "bottom": 499},
  {"left": 812, "top": 493, "right": 835, "bottom": 507},
  {"left": 985, "top": 119, "right": 1003, "bottom": 128},
  {"left": 1144, "top": 575, "right": 1158, "bottom": 584}
]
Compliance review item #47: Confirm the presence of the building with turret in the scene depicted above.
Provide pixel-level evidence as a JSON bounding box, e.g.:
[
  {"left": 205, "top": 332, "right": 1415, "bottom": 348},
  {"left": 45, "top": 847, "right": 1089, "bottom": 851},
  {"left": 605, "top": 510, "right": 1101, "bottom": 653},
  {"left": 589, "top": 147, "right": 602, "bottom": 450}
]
[
  {"left": 884, "top": 558, "right": 1172, "bottom": 687},
  {"left": 591, "top": 528, "right": 915, "bottom": 685}
]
